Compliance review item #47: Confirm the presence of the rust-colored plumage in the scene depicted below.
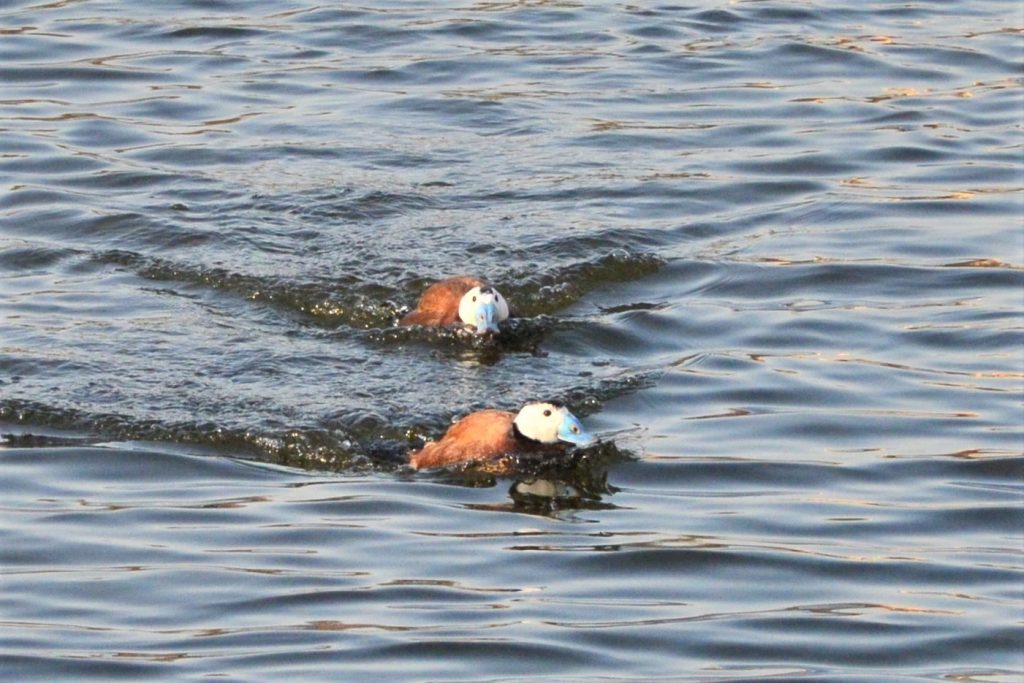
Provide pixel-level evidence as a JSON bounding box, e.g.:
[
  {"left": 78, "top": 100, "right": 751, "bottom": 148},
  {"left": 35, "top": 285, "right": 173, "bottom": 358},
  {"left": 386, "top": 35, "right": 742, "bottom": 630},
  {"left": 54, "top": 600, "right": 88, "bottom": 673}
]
[
  {"left": 409, "top": 402, "right": 593, "bottom": 471},
  {"left": 398, "top": 276, "right": 484, "bottom": 328},
  {"left": 409, "top": 410, "right": 518, "bottom": 469}
]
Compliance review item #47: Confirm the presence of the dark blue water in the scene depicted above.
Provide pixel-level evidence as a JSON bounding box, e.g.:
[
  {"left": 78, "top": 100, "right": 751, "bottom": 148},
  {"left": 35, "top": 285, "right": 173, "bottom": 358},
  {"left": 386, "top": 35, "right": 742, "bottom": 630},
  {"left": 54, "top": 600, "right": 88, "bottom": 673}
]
[{"left": 2, "top": 1, "right": 1022, "bottom": 680}]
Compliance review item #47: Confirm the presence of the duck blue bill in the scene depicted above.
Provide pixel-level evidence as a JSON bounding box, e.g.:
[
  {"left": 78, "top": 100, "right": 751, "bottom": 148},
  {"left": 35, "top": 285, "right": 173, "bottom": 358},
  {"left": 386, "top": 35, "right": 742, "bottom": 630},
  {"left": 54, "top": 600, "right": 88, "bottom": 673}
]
[
  {"left": 557, "top": 413, "right": 594, "bottom": 446},
  {"left": 474, "top": 300, "right": 500, "bottom": 334}
]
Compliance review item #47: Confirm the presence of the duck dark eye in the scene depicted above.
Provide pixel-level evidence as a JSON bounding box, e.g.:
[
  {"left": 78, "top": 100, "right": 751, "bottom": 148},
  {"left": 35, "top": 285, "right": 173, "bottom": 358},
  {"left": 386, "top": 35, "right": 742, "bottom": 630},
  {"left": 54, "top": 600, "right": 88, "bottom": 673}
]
[
  {"left": 543, "top": 409, "right": 551, "bottom": 417},
  {"left": 472, "top": 296, "right": 477, "bottom": 302}
]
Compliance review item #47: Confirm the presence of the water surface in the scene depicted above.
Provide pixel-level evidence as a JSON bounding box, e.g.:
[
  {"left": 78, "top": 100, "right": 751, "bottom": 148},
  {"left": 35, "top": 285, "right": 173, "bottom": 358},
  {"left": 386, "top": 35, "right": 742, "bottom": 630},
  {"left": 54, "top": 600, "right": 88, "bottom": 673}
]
[{"left": 1, "top": 1, "right": 1022, "bottom": 680}]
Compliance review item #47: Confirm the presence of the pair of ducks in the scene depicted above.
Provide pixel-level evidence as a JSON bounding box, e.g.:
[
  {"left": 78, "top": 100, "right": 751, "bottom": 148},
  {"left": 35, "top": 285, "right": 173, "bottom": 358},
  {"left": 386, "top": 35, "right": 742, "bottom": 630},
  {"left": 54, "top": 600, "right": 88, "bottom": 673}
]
[{"left": 400, "top": 276, "right": 594, "bottom": 471}]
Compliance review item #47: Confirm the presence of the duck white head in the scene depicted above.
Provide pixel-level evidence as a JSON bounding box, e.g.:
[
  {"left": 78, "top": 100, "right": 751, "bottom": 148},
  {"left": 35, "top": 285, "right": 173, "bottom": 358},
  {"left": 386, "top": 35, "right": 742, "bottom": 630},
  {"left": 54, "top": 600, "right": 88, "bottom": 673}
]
[
  {"left": 513, "top": 402, "right": 594, "bottom": 447},
  {"left": 458, "top": 285, "right": 510, "bottom": 334}
]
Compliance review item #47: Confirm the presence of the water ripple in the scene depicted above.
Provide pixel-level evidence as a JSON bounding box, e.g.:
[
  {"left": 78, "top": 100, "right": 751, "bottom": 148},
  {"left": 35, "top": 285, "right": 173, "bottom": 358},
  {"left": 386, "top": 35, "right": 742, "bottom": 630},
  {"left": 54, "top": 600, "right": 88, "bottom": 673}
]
[{"left": 1, "top": 0, "right": 1021, "bottom": 680}]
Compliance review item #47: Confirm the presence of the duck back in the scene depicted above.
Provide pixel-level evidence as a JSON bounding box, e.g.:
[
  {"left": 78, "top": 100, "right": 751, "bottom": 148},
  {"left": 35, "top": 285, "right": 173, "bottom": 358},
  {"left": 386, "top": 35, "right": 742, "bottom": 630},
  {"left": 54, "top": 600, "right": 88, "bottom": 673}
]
[
  {"left": 409, "top": 409, "right": 517, "bottom": 469},
  {"left": 399, "top": 276, "right": 484, "bottom": 327}
]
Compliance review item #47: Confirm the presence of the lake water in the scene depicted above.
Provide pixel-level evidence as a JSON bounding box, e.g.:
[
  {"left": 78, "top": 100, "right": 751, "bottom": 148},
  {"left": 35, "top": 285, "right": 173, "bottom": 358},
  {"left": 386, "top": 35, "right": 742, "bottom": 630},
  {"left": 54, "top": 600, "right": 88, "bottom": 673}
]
[{"left": 1, "top": 1, "right": 1022, "bottom": 680}]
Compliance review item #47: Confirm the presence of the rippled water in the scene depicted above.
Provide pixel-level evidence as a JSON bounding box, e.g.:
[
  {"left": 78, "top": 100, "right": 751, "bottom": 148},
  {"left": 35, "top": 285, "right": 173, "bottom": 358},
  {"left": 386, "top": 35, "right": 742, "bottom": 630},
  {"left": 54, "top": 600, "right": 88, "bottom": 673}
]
[{"left": 2, "top": 1, "right": 1022, "bottom": 680}]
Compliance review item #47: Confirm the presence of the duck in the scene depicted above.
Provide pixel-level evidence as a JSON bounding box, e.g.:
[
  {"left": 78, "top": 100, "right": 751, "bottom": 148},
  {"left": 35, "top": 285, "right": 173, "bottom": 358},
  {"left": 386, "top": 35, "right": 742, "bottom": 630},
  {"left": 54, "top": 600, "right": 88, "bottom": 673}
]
[
  {"left": 398, "top": 276, "right": 510, "bottom": 334},
  {"left": 409, "top": 401, "right": 593, "bottom": 470}
]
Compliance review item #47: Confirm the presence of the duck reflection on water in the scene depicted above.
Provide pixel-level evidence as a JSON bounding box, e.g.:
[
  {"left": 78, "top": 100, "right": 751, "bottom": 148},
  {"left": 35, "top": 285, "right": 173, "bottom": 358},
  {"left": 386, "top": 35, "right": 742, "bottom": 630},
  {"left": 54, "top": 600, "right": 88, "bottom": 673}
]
[{"left": 418, "top": 439, "right": 627, "bottom": 520}]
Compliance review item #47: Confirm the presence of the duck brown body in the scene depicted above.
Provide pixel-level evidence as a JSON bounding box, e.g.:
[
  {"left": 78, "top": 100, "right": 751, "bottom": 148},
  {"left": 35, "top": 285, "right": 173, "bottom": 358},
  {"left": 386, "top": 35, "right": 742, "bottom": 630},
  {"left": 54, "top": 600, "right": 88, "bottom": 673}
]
[
  {"left": 409, "top": 410, "right": 560, "bottom": 470},
  {"left": 399, "top": 276, "right": 484, "bottom": 328}
]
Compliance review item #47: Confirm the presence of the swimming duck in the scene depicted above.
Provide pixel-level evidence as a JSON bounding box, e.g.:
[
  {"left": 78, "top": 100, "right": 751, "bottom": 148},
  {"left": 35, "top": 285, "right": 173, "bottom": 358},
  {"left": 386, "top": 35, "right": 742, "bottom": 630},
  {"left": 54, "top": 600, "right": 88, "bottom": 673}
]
[
  {"left": 409, "top": 401, "right": 593, "bottom": 470},
  {"left": 398, "top": 276, "right": 510, "bottom": 334}
]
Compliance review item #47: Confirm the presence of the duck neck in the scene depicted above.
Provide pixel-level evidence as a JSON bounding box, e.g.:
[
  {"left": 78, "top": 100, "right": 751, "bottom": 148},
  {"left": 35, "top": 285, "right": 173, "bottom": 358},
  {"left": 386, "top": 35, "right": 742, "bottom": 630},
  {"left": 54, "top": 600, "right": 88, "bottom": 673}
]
[{"left": 511, "top": 422, "right": 543, "bottom": 447}]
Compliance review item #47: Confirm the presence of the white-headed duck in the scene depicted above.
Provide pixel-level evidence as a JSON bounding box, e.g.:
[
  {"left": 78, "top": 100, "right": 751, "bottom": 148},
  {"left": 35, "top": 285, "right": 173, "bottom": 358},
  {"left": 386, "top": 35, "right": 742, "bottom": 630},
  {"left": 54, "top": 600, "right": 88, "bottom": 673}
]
[
  {"left": 409, "top": 401, "right": 593, "bottom": 470},
  {"left": 399, "top": 275, "right": 510, "bottom": 334}
]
